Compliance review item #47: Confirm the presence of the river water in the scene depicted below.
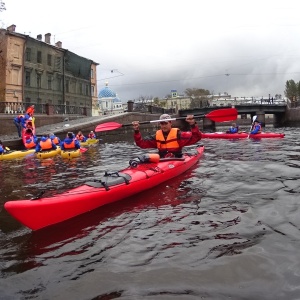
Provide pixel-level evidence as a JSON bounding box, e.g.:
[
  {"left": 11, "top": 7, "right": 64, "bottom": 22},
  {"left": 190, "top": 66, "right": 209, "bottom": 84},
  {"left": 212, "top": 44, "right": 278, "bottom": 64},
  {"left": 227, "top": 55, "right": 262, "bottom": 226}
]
[{"left": 0, "top": 127, "right": 299, "bottom": 300}]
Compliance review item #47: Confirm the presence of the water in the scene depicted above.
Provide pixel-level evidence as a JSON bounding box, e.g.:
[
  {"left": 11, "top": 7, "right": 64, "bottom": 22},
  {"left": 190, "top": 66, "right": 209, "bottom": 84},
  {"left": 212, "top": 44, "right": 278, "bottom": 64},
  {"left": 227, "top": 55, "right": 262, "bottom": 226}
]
[{"left": 0, "top": 128, "right": 300, "bottom": 300}]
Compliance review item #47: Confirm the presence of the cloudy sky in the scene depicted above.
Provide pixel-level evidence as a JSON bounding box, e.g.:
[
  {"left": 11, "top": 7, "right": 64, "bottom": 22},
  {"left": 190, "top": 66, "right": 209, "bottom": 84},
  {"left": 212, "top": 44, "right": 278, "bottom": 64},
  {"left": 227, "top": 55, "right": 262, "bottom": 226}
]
[{"left": 1, "top": 0, "right": 300, "bottom": 102}]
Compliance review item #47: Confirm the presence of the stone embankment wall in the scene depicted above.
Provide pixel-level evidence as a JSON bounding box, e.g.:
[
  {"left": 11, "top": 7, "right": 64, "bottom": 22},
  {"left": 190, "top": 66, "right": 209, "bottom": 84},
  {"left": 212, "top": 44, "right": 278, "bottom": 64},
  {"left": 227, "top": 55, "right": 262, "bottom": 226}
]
[{"left": 285, "top": 108, "right": 300, "bottom": 126}]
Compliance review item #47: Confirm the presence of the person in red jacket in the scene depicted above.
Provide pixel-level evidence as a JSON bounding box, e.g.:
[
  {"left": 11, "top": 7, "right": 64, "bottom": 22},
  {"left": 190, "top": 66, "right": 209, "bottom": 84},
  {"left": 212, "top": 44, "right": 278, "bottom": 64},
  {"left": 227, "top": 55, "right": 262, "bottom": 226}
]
[
  {"left": 26, "top": 105, "right": 35, "bottom": 117},
  {"left": 88, "top": 131, "right": 96, "bottom": 139},
  {"left": 76, "top": 130, "right": 87, "bottom": 142},
  {"left": 132, "top": 114, "right": 202, "bottom": 158}
]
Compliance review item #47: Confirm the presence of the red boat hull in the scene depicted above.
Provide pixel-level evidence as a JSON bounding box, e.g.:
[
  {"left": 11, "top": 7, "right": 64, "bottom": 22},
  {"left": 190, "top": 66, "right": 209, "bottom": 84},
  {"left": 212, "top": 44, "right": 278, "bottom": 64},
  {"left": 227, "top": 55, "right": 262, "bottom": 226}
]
[
  {"left": 202, "top": 132, "right": 285, "bottom": 139},
  {"left": 4, "top": 146, "right": 204, "bottom": 230}
]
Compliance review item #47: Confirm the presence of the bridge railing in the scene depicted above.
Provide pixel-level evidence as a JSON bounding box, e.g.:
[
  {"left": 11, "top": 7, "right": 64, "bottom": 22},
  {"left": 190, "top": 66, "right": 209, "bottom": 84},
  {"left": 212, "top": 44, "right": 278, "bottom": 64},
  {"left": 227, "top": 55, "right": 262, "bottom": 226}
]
[{"left": 0, "top": 101, "right": 89, "bottom": 116}]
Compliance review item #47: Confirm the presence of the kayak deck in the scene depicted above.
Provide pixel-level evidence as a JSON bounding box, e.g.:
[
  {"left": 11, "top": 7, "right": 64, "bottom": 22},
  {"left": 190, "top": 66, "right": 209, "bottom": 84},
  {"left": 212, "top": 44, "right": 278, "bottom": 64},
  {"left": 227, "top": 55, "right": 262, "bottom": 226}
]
[{"left": 4, "top": 145, "right": 204, "bottom": 231}]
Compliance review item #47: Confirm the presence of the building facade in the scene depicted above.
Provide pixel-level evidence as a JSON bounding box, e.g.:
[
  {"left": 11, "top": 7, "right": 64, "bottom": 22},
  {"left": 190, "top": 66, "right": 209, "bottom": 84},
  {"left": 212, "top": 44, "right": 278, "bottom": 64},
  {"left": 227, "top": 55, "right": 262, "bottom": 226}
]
[{"left": 0, "top": 25, "right": 99, "bottom": 116}]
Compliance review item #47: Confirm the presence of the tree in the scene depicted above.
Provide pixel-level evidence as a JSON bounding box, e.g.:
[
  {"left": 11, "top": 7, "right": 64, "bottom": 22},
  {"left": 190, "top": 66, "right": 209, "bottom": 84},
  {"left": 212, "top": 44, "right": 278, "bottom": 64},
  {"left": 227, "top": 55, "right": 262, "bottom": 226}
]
[
  {"left": 0, "top": 1, "right": 6, "bottom": 12},
  {"left": 284, "top": 80, "right": 298, "bottom": 100},
  {"left": 184, "top": 88, "right": 210, "bottom": 108}
]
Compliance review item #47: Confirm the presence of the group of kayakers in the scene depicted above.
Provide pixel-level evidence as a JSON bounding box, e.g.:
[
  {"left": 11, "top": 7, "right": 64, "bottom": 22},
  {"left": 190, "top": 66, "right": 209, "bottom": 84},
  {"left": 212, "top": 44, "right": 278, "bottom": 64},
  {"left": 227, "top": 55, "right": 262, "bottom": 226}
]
[
  {"left": 34, "top": 130, "right": 96, "bottom": 153},
  {"left": 225, "top": 120, "right": 262, "bottom": 135}
]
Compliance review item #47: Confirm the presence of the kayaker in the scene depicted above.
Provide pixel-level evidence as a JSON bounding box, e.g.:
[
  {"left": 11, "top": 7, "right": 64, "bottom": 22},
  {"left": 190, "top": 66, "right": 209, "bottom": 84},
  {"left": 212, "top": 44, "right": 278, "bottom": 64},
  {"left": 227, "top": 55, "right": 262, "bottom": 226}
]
[
  {"left": 13, "top": 114, "right": 27, "bottom": 137},
  {"left": 88, "top": 131, "right": 96, "bottom": 139},
  {"left": 24, "top": 129, "right": 38, "bottom": 149},
  {"left": 49, "top": 132, "right": 61, "bottom": 145},
  {"left": 26, "top": 105, "right": 35, "bottom": 117},
  {"left": 250, "top": 120, "right": 262, "bottom": 134},
  {"left": 226, "top": 122, "right": 239, "bottom": 134},
  {"left": 76, "top": 130, "right": 87, "bottom": 142},
  {"left": 0, "top": 140, "right": 7, "bottom": 154},
  {"left": 132, "top": 114, "right": 202, "bottom": 158},
  {"left": 35, "top": 134, "right": 57, "bottom": 152},
  {"left": 60, "top": 132, "right": 81, "bottom": 150}
]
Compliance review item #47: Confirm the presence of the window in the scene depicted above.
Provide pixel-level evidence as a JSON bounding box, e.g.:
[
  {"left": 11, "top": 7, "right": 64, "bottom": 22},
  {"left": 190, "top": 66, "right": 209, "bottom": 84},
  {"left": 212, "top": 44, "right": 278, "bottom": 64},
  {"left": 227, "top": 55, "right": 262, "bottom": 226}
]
[
  {"left": 25, "top": 71, "right": 31, "bottom": 86},
  {"left": 66, "top": 79, "right": 69, "bottom": 93},
  {"left": 55, "top": 56, "right": 61, "bottom": 70},
  {"left": 25, "top": 48, "right": 31, "bottom": 62},
  {"left": 91, "top": 69, "right": 94, "bottom": 79},
  {"left": 85, "top": 84, "right": 89, "bottom": 96},
  {"left": 37, "top": 51, "right": 42, "bottom": 63},
  {"left": 57, "top": 77, "right": 62, "bottom": 91},
  {"left": 37, "top": 74, "right": 41, "bottom": 88},
  {"left": 47, "top": 54, "right": 52, "bottom": 66},
  {"left": 47, "top": 75, "right": 52, "bottom": 90},
  {"left": 91, "top": 85, "right": 94, "bottom": 96},
  {"left": 79, "top": 83, "right": 82, "bottom": 95}
]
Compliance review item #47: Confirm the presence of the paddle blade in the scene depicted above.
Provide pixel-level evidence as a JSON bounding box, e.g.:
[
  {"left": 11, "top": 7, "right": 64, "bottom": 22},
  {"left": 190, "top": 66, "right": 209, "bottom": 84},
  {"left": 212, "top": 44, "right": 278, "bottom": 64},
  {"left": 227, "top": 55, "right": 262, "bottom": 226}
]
[
  {"left": 205, "top": 108, "right": 238, "bottom": 122},
  {"left": 95, "top": 122, "right": 123, "bottom": 132},
  {"left": 80, "top": 147, "right": 88, "bottom": 153}
]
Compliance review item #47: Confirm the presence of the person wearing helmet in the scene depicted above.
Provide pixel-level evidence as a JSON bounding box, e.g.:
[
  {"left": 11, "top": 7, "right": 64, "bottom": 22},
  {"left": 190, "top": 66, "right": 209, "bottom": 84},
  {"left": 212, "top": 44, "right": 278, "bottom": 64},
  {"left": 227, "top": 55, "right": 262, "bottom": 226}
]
[{"left": 132, "top": 113, "right": 202, "bottom": 158}]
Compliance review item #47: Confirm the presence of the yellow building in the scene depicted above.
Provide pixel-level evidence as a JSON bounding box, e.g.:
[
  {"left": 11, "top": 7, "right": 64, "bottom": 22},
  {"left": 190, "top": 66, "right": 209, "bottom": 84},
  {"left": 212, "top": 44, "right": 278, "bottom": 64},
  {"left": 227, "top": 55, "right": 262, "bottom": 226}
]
[{"left": 0, "top": 24, "right": 99, "bottom": 116}]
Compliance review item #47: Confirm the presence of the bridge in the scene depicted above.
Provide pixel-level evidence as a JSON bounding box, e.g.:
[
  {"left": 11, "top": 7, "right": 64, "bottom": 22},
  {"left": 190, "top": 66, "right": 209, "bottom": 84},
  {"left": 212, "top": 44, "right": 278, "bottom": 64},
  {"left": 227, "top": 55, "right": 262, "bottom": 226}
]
[{"left": 178, "top": 103, "right": 287, "bottom": 128}]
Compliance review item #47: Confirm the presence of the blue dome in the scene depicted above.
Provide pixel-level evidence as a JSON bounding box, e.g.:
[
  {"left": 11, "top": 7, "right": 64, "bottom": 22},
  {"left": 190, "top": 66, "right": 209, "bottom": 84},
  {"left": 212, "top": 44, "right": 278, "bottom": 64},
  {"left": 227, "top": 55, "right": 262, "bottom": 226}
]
[
  {"left": 98, "top": 83, "right": 116, "bottom": 98},
  {"left": 113, "top": 96, "right": 122, "bottom": 103}
]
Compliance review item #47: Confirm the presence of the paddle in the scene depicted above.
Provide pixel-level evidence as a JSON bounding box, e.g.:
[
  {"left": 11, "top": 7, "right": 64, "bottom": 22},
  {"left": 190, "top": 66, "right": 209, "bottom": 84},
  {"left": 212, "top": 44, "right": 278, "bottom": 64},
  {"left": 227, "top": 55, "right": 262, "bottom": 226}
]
[
  {"left": 248, "top": 115, "right": 257, "bottom": 138},
  {"left": 95, "top": 108, "right": 238, "bottom": 132},
  {"left": 80, "top": 147, "right": 88, "bottom": 153}
]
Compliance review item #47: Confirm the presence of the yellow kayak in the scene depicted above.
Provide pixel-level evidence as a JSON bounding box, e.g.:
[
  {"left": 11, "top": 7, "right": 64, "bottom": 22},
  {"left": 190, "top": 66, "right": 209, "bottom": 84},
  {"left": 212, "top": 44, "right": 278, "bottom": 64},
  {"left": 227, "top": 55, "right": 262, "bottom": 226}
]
[
  {"left": 0, "top": 149, "right": 35, "bottom": 160},
  {"left": 35, "top": 147, "right": 61, "bottom": 159},
  {"left": 80, "top": 138, "right": 99, "bottom": 147},
  {"left": 61, "top": 148, "right": 81, "bottom": 159}
]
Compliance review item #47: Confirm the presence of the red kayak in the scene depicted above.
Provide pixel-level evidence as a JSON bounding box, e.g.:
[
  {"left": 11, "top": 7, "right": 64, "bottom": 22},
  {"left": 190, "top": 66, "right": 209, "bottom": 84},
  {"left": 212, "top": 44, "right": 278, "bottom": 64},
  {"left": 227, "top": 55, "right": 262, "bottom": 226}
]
[
  {"left": 202, "top": 132, "right": 285, "bottom": 139},
  {"left": 4, "top": 146, "right": 204, "bottom": 231},
  {"left": 22, "top": 117, "right": 36, "bottom": 147}
]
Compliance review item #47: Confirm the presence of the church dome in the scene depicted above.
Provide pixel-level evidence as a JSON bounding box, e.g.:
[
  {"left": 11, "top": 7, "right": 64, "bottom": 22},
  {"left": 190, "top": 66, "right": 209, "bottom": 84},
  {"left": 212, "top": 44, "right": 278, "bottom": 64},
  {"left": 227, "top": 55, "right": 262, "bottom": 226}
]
[
  {"left": 113, "top": 96, "right": 122, "bottom": 103},
  {"left": 98, "top": 82, "right": 116, "bottom": 98}
]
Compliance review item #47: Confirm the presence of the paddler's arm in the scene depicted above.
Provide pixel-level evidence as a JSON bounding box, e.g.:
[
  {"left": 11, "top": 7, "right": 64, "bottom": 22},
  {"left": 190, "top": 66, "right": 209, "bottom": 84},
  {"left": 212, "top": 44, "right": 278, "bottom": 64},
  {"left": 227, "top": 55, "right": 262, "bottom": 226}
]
[{"left": 132, "top": 121, "right": 157, "bottom": 149}]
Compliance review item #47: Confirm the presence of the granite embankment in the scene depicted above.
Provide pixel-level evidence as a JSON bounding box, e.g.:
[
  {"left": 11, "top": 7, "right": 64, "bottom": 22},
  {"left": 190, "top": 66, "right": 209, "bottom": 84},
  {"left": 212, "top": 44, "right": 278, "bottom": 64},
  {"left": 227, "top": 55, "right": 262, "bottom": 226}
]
[{"left": 0, "top": 112, "right": 163, "bottom": 149}]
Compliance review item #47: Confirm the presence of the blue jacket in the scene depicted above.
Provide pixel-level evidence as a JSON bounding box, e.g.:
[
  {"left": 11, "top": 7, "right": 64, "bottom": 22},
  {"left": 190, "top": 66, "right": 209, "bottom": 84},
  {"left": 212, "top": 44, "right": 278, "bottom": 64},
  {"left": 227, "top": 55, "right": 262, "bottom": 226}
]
[
  {"left": 13, "top": 115, "right": 27, "bottom": 128},
  {"left": 35, "top": 137, "right": 57, "bottom": 152},
  {"left": 0, "top": 144, "right": 5, "bottom": 154},
  {"left": 60, "top": 137, "right": 81, "bottom": 150},
  {"left": 228, "top": 126, "right": 239, "bottom": 133},
  {"left": 251, "top": 123, "right": 262, "bottom": 134}
]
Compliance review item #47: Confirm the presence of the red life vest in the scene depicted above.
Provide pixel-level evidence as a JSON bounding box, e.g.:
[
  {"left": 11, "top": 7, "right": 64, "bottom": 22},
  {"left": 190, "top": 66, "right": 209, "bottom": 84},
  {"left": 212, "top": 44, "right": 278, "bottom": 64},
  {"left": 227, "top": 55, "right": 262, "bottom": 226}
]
[
  {"left": 39, "top": 139, "right": 53, "bottom": 150},
  {"left": 76, "top": 134, "right": 85, "bottom": 141}
]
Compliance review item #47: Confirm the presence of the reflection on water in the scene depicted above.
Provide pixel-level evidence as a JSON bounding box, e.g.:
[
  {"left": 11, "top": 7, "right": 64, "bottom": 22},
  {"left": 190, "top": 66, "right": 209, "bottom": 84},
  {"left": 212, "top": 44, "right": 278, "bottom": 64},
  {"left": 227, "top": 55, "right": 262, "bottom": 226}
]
[{"left": 1, "top": 128, "right": 300, "bottom": 299}]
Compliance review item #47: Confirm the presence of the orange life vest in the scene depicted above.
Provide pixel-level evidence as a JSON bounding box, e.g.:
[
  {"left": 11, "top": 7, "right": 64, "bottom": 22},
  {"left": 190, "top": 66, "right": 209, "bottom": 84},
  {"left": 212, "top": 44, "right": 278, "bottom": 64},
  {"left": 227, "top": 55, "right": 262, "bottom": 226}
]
[
  {"left": 64, "top": 140, "right": 76, "bottom": 149},
  {"left": 52, "top": 136, "right": 60, "bottom": 144},
  {"left": 39, "top": 139, "right": 53, "bottom": 150},
  {"left": 156, "top": 128, "right": 180, "bottom": 150},
  {"left": 25, "top": 138, "right": 36, "bottom": 149}
]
